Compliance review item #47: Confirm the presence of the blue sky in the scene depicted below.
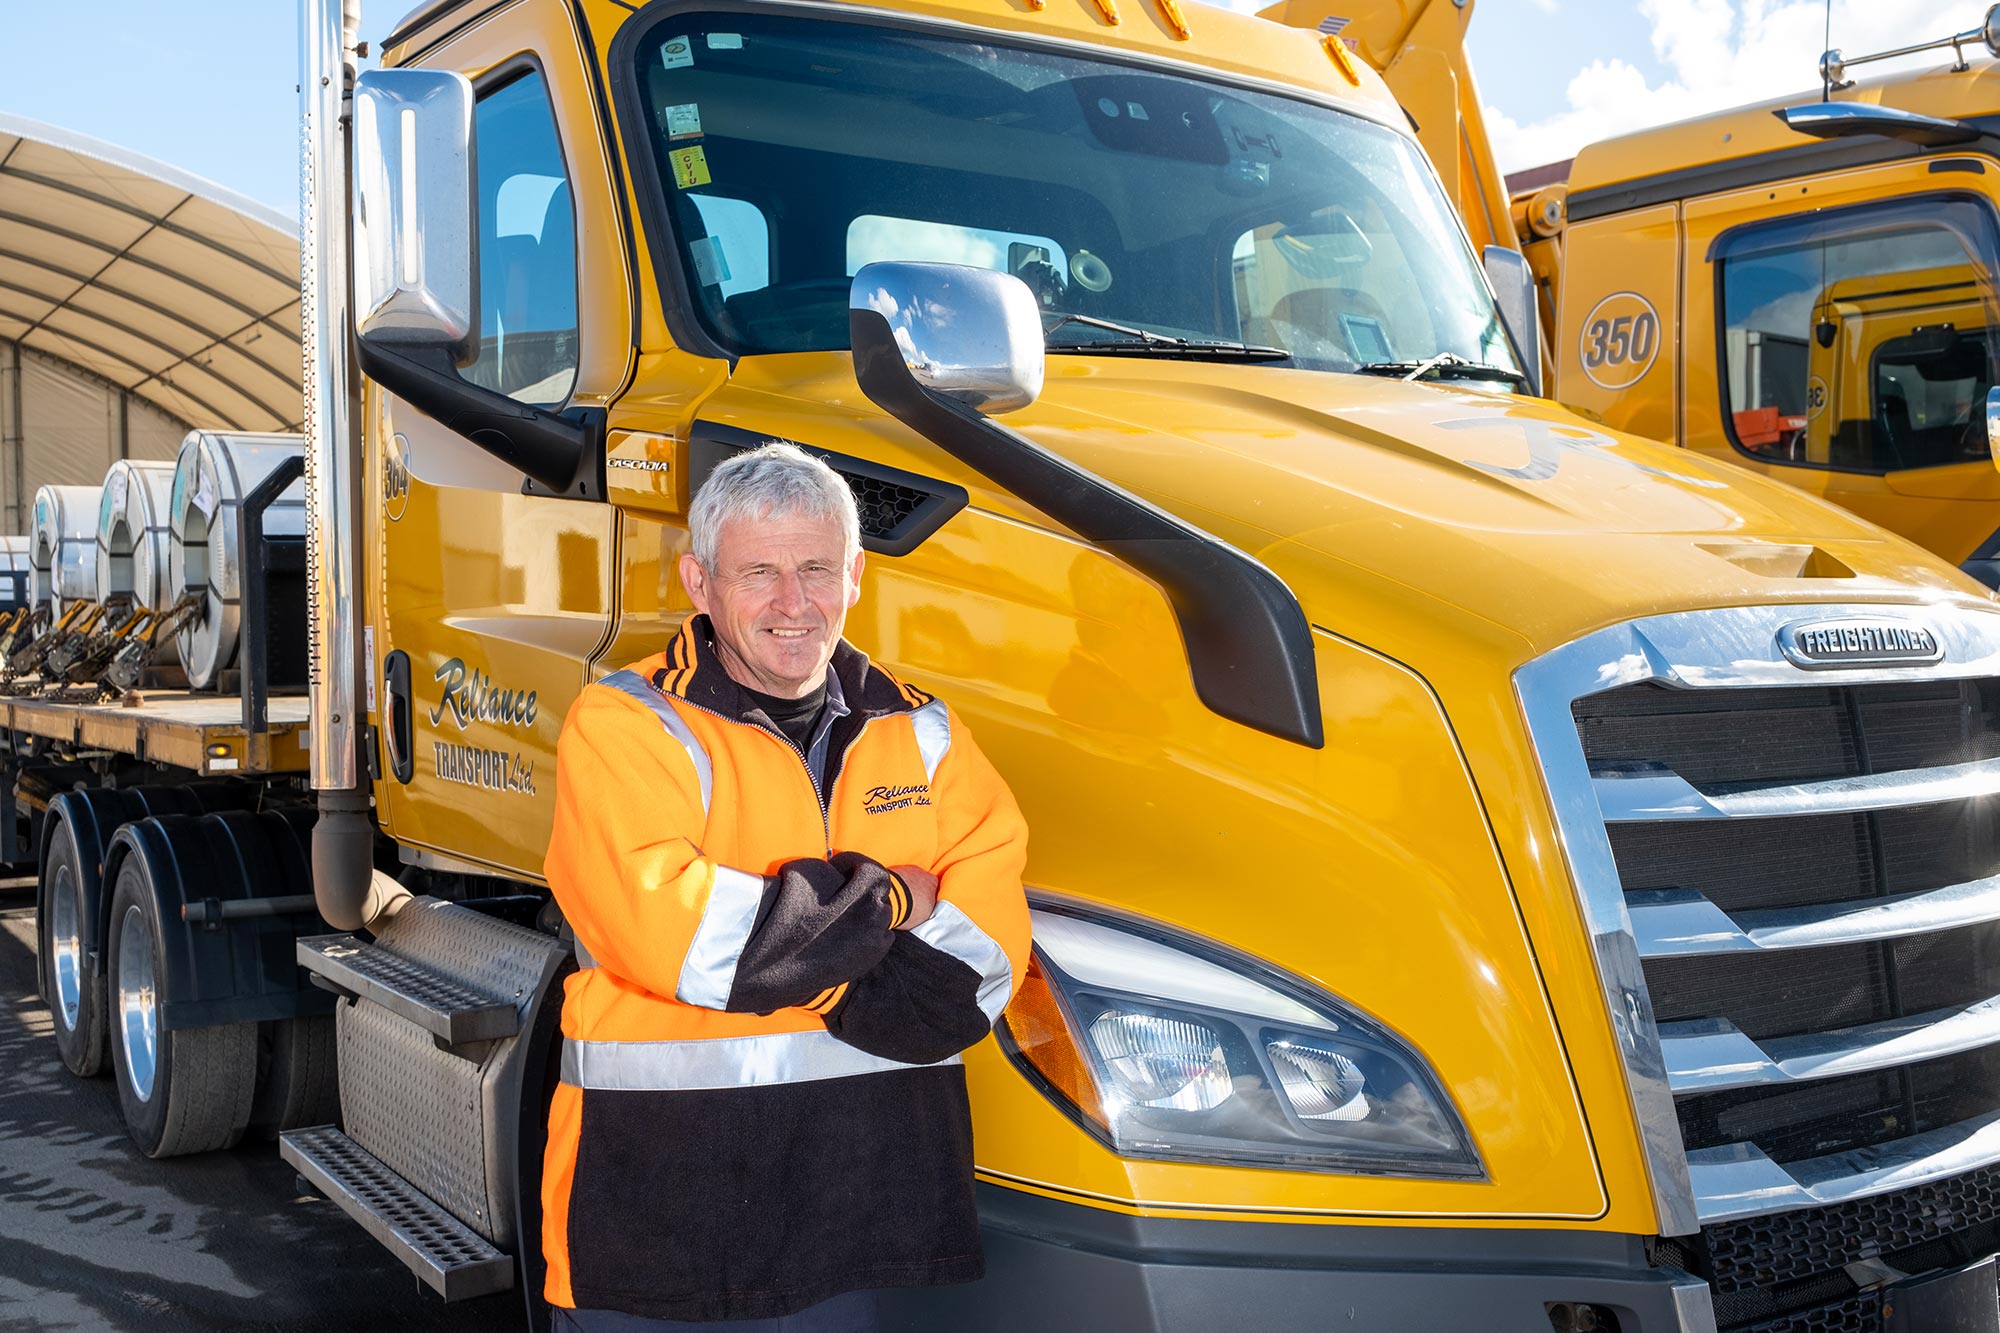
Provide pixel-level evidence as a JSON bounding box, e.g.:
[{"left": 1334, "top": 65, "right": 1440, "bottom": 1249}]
[{"left": 0, "top": 0, "right": 1972, "bottom": 216}]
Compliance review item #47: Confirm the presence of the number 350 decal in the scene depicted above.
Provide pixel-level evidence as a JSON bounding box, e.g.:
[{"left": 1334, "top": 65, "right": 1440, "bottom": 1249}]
[{"left": 1578, "top": 291, "right": 1661, "bottom": 391}]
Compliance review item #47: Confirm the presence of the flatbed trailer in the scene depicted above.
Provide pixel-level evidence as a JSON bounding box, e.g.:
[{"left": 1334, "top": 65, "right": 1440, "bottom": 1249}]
[{"left": 0, "top": 692, "right": 310, "bottom": 777}]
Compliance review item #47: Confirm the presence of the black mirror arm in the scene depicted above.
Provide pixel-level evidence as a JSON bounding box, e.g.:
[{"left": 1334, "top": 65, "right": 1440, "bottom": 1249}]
[
  {"left": 356, "top": 337, "right": 604, "bottom": 501},
  {"left": 850, "top": 309, "right": 1323, "bottom": 749}
]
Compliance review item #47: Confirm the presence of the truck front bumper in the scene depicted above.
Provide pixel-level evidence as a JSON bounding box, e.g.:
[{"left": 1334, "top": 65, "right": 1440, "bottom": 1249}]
[{"left": 882, "top": 1183, "right": 1716, "bottom": 1333}]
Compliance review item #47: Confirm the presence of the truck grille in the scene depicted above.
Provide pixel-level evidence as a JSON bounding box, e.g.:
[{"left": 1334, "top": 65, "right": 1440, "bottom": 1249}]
[{"left": 1570, "top": 671, "right": 2000, "bottom": 1329}]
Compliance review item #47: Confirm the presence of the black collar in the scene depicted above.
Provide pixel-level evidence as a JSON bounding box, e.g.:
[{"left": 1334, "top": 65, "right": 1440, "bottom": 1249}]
[{"left": 651, "top": 614, "right": 929, "bottom": 727}]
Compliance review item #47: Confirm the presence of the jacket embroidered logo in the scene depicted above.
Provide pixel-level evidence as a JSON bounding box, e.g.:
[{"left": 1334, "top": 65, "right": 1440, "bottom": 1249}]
[{"left": 863, "top": 784, "right": 930, "bottom": 813}]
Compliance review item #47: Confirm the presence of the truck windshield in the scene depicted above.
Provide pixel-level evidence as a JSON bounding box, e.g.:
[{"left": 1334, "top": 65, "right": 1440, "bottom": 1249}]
[{"left": 627, "top": 15, "right": 1522, "bottom": 382}]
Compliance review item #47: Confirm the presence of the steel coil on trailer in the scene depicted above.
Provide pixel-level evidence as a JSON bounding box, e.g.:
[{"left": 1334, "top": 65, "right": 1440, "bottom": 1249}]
[
  {"left": 31, "top": 484, "right": 102, "bottom": 616},
  {"left": 167, "top": 432, "right": 307, "bottom": 691},
  {"left": 0, "top": 534, "right": 29, "bottom": 614},
  {"left": 103, "top": 802, "right": 335, "bottom": 1157},
  {"left": 96, "top": 459, "right": 177, "bottom": 611}
]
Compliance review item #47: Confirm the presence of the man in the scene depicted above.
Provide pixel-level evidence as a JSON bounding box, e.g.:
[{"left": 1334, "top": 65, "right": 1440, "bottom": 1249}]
[{"left": 541, "top": 443, "right": 1030, "bottom": 1332}]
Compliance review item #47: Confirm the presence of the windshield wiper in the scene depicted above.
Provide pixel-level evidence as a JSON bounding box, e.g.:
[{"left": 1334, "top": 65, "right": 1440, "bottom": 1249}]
[
  {"left": 1353, "top": 352, "right": 1529, "bottom": 387},
  {"left": 1045, "top": 313, "right": 1292, "bottom": 363}
]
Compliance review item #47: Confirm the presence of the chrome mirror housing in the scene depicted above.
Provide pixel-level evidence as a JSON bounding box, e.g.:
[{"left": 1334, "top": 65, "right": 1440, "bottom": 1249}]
[
  {"left": 1482, "top": 245, "right": 1544, "bottom": 397},
  {"left": 351, "top": 69, "right": 476, "bottom": 361},
  {"left": 1986, "top": 385, "right": 2000, "bottom": 465},
  {"left": 848, "top": 262, "right": 1044, "bottom": 413}
]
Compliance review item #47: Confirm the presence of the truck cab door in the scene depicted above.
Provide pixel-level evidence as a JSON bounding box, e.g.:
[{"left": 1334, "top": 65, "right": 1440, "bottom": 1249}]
[
  {"left": 1681, "top": 162, "right": 2000, "bottom": 574},
  {"left": 368, "top": 2, "right": 634, "bottom": 879}
]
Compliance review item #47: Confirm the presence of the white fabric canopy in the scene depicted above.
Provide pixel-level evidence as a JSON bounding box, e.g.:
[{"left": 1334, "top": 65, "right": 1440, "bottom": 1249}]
[{"left": 0, "top": 114, "right": 301, "bottom": 435}]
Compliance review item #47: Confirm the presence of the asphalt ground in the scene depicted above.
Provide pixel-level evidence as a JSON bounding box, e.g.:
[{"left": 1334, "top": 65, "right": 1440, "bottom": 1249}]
[{"left": 0, "top": 894, "right": 525, "bottom": 1332}]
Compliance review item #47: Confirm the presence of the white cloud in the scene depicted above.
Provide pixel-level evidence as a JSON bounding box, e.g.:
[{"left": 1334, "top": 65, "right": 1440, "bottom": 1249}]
[{"left": 1485, "top": 0, "right": 1971, "bottom": 175}]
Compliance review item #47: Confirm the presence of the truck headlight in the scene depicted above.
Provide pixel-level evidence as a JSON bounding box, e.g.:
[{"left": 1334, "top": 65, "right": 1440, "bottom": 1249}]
[{"left": 1000, "top": 900, "right": 1481, "bottom": 1178}]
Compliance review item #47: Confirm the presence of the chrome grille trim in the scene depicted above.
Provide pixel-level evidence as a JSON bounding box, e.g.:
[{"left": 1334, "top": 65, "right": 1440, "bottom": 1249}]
[
  {"left": 1662, "top": 995, "right": 2000, "bottom": 1094},
  {"left": 1513, "top": 599, "right": 2000, "bottom": 1238},
  {"left": 1593, "top": 755, "right": 2000, "bottom": 822},
  {"left": 1687, "top": 1107, "right": 2000, "bottom": 1224},
  {"left": 1628, "top": 876, "right": 2000, "bottom": 957}
]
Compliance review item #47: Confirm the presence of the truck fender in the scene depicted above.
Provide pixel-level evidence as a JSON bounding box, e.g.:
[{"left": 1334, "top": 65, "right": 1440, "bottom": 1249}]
[
  {"left": 105, "top": 810, "right": 334, "bottom": 1032},
  {"left": 40, "top": 784, "right": 252, "bottom": 997}
]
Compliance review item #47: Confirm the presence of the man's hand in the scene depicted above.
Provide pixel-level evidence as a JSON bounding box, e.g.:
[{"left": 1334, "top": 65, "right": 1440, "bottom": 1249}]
[{"left": 892, "top": 866, "right": 940, "bottom": 930}]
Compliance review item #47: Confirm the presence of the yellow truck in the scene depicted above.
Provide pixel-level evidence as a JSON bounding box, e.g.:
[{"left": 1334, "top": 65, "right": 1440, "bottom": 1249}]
[
  {"left": 1274, "top": 0, "right": 2000, "bottom": 587},
  {"left": 24, "top": 0, "right": 2000, "bottom": 1330}
]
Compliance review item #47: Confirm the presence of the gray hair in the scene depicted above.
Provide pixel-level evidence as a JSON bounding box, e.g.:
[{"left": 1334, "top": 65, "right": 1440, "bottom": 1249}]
[{"left": 688, "top": 443, "right": 861, "bottom": 570}]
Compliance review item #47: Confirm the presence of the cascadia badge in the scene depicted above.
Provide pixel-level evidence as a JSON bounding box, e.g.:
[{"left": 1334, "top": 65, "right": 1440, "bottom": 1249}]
[{"left": 1778, "top": 618, "right": 1943, "bottom": 670}]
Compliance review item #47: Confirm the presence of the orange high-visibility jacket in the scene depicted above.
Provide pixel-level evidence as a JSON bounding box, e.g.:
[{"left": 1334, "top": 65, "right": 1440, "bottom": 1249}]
[{"left": 541, "top": 615, "right": 1030, "bottom": 1322}]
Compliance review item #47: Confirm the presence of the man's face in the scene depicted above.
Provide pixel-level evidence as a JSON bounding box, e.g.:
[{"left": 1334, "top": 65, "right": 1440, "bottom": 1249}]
[{"left": 680, "top": 509, "right": 864, "bottom": 699}]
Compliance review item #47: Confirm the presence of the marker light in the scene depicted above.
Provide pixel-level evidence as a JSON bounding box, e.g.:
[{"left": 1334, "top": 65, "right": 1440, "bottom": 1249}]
[
  {"left": 1000, "top": 901, "right": 1480, "bottom": 1178},
  {"left": 1322, "top": 34, "right": 1364, "bottom": 87}
]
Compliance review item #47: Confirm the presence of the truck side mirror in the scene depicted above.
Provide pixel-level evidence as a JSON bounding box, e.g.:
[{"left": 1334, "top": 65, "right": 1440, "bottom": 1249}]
[
  {"left": 348, "top": 69, "right": 601, "bottom": 502},
  {"left": 847, "top": 262, "right": 1044, "bottom": 413},
  {"left": 848, "top": 260, "right": 1324, "bottom": 749},
  {"left": 1986, "top": 385, "right": 2000, "bottom": 465},
  {"left": 1482, "top": 246, "right": 1544, "bottom": 398},
  {"left": 352, "top": 70, "right": 477, "bottom": 361}
]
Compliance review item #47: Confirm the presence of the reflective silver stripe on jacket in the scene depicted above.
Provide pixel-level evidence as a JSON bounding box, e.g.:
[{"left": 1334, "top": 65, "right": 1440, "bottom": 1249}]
[
  {"left": 560, "top": 1027, "right": 963, "bottom": 1091},
  {"left": 598, "top": 668, "right": 713, "bottom": 817},
  {"left": 676, "top": 865, "right": 766, "bottom": 1010},
  {"left": 912, "top": 900, "right": 1012, "bottom": 1022},
  {"left": 910, "top": 698, "right": 951, "bottom": 782}
]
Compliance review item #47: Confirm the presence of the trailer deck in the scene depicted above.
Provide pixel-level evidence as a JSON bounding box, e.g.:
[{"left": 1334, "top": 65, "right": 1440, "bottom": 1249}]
[{"left": 0, "top": 691, "right": 310, "bottom": 776}]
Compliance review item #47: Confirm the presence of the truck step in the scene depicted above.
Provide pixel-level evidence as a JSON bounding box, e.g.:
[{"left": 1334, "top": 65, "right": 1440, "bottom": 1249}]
[
  {"left": 296, "top": 934, "right": 520, "bottom": 1045},
  {"left": 280, "top": 1125, "right": 514, "bottom": 1301}
]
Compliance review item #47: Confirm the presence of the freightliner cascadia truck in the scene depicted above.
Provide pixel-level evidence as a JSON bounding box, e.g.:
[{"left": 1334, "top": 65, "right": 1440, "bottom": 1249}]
[{"left": 22, "top": 0, "right": 2000, "bottom": 1330}]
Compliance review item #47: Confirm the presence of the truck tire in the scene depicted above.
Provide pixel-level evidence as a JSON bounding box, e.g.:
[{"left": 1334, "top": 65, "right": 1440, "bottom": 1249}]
[
  {"left": 250, "top": 1014, "right": 340, "bottom": 1137},
  {"left": 40, "top": 817, "right": 105, "bottom": 1076},
  {"left": 105, "top": 856, "right": 257, "bottom": 1158}
]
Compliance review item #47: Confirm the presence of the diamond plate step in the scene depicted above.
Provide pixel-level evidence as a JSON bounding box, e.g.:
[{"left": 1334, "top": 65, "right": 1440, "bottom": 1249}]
[
  {"left": 281, "top": 1125, "right": 514, "bottom": 1302},
  {"left": 297, "top": 934, "right": 520, "bottom": 1044}
]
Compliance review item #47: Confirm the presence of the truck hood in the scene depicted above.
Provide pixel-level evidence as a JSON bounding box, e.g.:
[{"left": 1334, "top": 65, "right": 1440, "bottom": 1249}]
[
  {"left": 710, "top": 353, "right": 1987, "bottom": 669},
  {"left": 1009, "top": 358, "right": 1985, "bottom": 659}
]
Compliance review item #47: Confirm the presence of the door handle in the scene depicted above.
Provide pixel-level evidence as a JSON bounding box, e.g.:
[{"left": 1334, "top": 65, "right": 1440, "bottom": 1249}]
[{"left": 384, "top": 650, "right": 414, "bottom": 784}]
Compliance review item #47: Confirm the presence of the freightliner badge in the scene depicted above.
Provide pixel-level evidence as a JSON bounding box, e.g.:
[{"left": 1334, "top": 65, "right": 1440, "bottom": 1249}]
[{"left": 1777, "top": 619, "right": 1943, "bottom": 670}]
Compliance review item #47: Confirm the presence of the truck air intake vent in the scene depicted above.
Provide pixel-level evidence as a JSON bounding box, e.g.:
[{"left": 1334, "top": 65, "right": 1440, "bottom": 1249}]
[{"left": 689, "top": 421, "right": 968, "bottom": 558}]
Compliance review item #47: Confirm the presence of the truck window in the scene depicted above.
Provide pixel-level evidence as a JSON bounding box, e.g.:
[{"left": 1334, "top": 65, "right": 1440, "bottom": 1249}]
[
  {"left": 465, "top": 70, "right": 579, "bottom": 407},
  {"left": 1715, "top": 196, "right": 2000, "bottom": 472},
  {"left": 626, "top": 14, "right": 1518, "bottom": 380}
]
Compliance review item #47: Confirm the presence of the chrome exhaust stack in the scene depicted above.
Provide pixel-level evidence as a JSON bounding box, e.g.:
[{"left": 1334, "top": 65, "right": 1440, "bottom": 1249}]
[{"left": 301, "top": 0, "right": 372, "bottom": 930}]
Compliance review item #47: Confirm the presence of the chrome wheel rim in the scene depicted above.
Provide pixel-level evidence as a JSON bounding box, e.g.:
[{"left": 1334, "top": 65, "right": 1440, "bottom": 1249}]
[
  {"left": 115, "top": 903, "right": 157, "bottom": 1102},
  {"left": 49, "top": 863, "right": 81, "bottom": 1031}
]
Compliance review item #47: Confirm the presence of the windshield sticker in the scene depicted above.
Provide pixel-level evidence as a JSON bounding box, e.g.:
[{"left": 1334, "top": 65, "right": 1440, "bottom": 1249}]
[
  {"left": 663, "top": 102, "right": 703, "bottom": 140},
  {"left": 690, "top": 235, "right": 731, "bottom": 287},
  {"left": 669, "top": 145, "right": 712, "bottom": 189},
  {"left": 708, "top": 33, "right": 744, "bottom": 49},
  {"left": 661, "top": 38, "right": 695, "bottom": 70}
]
